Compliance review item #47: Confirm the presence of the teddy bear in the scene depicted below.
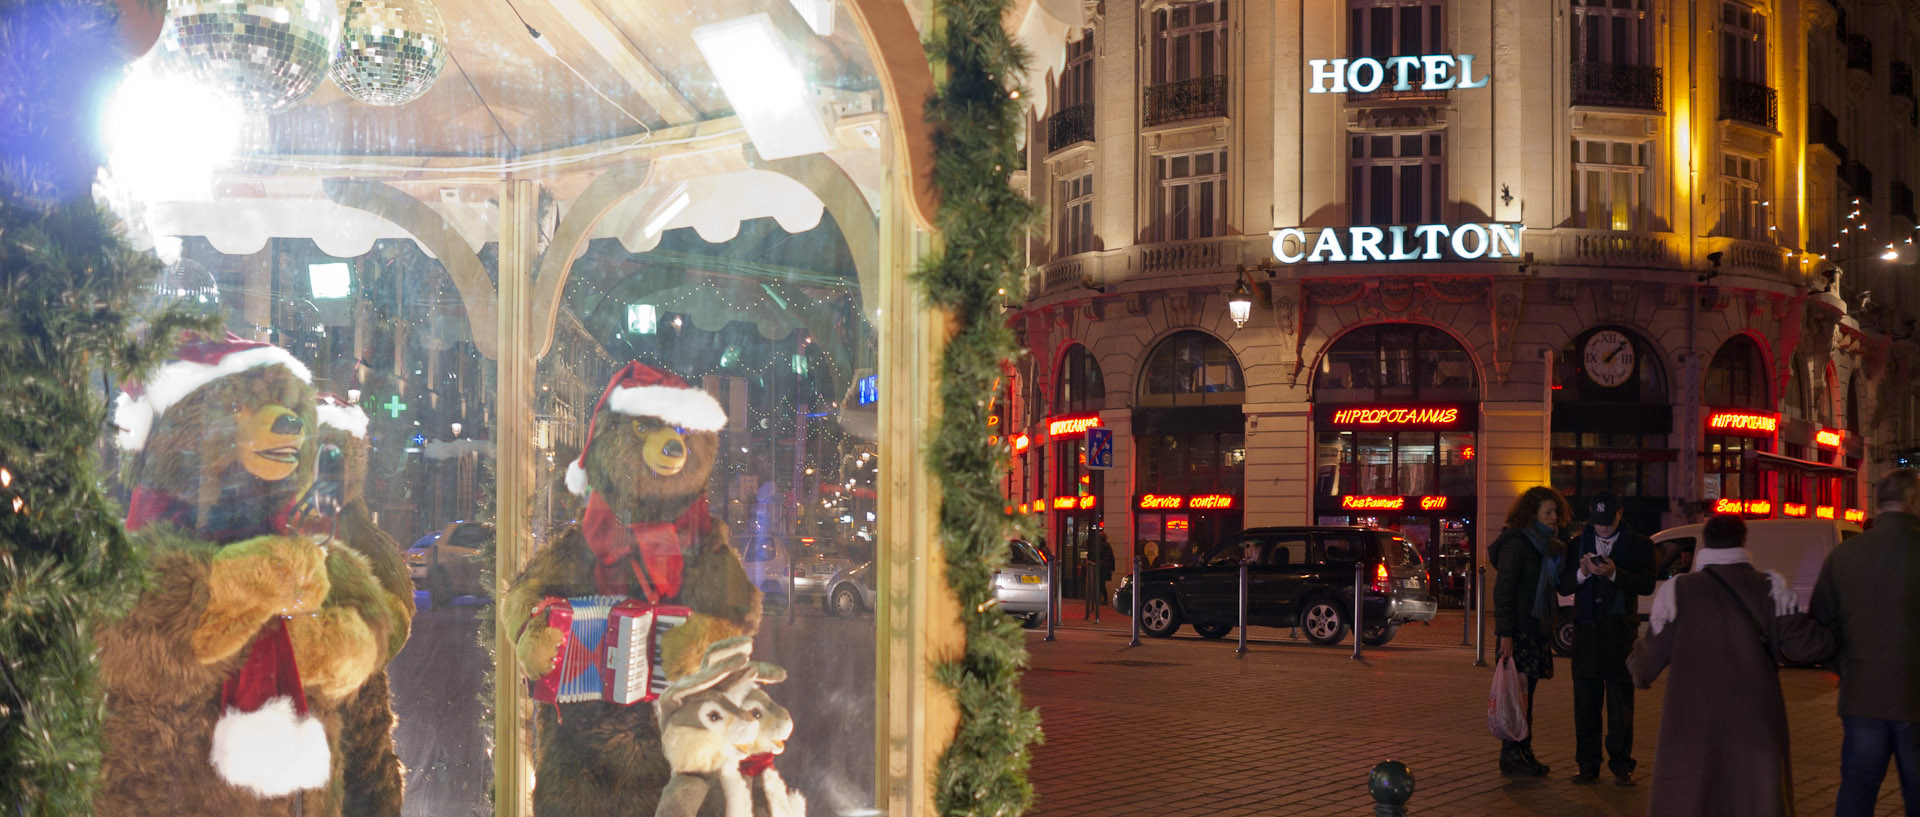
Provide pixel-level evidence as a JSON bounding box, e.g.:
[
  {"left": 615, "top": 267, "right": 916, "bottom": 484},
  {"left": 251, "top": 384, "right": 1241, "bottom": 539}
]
[
  {"left": 501, "top": 361, "right": 762, "bottom": 817},
  {"left": 95, "top": 334, "right": 404, "bottom": 817},
  {"left": 313, "top": 393, "right": 415, "bottom": 817}
]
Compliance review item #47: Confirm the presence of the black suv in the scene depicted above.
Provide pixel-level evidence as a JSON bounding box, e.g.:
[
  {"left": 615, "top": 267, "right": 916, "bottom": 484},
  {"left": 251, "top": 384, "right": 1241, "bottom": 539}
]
[{"left": 1112, "top": 526, "right": 1437, "bottom": 646}]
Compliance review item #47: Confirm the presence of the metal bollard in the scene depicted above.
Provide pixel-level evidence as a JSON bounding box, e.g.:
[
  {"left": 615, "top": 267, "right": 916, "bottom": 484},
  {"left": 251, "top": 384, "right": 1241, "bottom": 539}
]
[
  {"left": 1128, "top": 556, "right": 1142, "bottom": 647},
  {"left": 1352, "top": 561, "right": 1364, "bottom": 660},
  {"left": 1460, "top": 561, "right": 1472, "bottom": 646},
  {"left": 1044, "top": 553, "right": 1057, "bottom": 642},
  {"left": 1367, "top": 760, "right": 1416, "bottom": 817},
  {"left": 1236, "top": 558, "right": 1249, "bottom": 656},
  {"left": 1472, "top": 565, "right": 1487, "bottom": 667}
]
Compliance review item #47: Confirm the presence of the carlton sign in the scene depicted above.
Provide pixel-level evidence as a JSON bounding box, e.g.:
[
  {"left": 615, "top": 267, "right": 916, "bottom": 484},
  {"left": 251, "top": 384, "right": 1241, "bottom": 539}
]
[{"left": 1272, "top": 223, "right": 1524, "bottom": 264}]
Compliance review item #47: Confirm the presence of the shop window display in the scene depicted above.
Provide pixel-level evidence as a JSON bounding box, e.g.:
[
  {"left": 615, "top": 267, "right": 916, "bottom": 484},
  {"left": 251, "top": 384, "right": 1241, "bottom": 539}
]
[{"left": 62, "top": 0, "right": 901, "bottom": 813}]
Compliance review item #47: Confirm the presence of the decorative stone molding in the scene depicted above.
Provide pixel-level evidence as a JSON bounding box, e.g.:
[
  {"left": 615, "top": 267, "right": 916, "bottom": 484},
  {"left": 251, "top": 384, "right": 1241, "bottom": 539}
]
[
  {"left": 1347, "top": 107, "right": 1447, "bottom": 131},
  {"left": 1273, "top": 282, "right": 1306, "bottom": 384},
  {"left": 1492, "top": 280, "right": 1524, "bottom": 383},
  {"left": 1606, "top": 281, "right": 1637, "bottom": 322},
  {"left": 1554, "top": 280, "right": 1580, "bottom": 302}
]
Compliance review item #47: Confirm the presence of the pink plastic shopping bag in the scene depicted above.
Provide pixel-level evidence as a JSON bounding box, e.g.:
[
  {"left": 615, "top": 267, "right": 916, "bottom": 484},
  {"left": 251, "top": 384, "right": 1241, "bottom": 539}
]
[{"left": 1487, "top": 656, "right": 1530, "bottom": 742}]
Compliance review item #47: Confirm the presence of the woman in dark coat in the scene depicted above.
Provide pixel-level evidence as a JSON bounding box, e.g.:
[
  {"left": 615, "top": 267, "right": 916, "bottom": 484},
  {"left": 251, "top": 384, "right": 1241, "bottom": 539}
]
[
  {"left": 1627, "top": 514, "right": 1833, "bottom": 817},
  {"left": 1490, "top": 485, "right": 1572, "bottom": 776}
]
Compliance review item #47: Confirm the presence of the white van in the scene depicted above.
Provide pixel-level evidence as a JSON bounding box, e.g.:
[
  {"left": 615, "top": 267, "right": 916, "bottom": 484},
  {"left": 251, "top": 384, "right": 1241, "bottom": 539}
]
[{"left": 1648, "top": 517, "right": 1863, "bottom": 608}]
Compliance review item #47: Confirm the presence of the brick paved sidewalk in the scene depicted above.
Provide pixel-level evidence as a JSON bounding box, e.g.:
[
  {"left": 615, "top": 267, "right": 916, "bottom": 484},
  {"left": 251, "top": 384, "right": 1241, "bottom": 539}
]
[{"left": 1021, "top": 622, "right": 1904, "bottom": 817}]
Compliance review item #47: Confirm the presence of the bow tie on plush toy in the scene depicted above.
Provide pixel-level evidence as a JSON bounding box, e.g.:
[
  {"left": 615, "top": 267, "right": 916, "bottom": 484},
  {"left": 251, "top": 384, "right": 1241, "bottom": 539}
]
[{"left": 580, "top": 492, "right": 712, "bottom": 600}]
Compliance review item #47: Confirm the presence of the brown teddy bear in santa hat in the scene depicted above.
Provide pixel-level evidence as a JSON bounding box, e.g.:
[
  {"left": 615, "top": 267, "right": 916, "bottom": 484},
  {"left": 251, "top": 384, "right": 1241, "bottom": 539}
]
[
  {"left": 502, "top": 361, "right": 762, "bottom": 817},
  {"left": 95, "top": 334, "right": 403, "bottom": 817}
]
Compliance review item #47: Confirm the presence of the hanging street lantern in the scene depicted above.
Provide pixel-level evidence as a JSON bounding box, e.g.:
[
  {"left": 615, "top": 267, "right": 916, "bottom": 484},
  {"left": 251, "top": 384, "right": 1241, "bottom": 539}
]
[{"left": 1227, "top": 279, "right": 1254, "bottom": 328}]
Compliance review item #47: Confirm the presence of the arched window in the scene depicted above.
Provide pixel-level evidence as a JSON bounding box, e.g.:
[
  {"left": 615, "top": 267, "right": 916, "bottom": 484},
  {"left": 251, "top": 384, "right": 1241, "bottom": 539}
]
[
  {"left": 1784, "top": 355, "right": 1810, "bottom": 420},
  {"left": 1055, "top": 344, "right": 1105, "bottom": 414},
  {"left": 1703, "top": 335, "right": 1769, "bottom": 409},
  {"left": 1313, "top": 324, "right": 1477, "bottom": 402},
  {"left": 1138, "top": 331, "right": 1244, "bottom": 407}
]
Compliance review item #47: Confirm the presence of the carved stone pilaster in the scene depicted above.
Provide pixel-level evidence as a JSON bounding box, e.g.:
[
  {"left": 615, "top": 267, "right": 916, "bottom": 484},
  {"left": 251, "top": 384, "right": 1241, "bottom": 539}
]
[
  {"left": 1272, "top": 281, "right": 1305, "bottom": 384},
  {"left": 1491, "top": 279, "right": 1525, "bottom": 384}
]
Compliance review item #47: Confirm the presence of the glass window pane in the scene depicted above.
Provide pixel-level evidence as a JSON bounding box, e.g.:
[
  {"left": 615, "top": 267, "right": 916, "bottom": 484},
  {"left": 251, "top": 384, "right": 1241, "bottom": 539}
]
[
  {"left": 1357, "top": 433, "right": 1395, "bottom": 494},
  {"left": 1402, "top": 165, "right": 1423, "bottom": 224}
]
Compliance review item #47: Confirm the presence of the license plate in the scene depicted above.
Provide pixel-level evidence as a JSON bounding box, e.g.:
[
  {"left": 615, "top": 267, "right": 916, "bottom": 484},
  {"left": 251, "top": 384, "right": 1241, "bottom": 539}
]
[
  {"left": 1400, "top": 579, "right": 1423, "bottom": 590},
  {"left": 1019, "top": 575, "right": 1042, "bottom": 584}
]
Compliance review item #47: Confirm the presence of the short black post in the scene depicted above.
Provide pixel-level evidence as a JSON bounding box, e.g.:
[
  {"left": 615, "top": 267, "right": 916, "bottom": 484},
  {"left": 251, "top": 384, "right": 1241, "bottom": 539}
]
[
  {"left": 1459, "top": 559, "right": 1472, "bottom": 646},
  {"left": 1043, "top": 552, "right": 1057, "bottom": 642},
  {"left": 1235, "top": 558, "right": 1249, "bottom": 656},
  {"left": 1472, "top": 565, "right": 1487, "bottom": 667},
  {"left": 1128, "top": 555, "right": 1142, "bottom": 647},
  {"left": 1368, "top": 760, "right": 1415, "bottom": 817},
  {"left": 1351, "top": 561, "right": 1365, "bottom": 660}
]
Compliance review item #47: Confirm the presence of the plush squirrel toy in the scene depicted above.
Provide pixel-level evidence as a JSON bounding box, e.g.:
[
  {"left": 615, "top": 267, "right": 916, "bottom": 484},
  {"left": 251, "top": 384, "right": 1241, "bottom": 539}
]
[
  {"left": 314, "top": 394, "right": 415, "bottom": 817},
  {"left": 503, "top": 362, "right": 763, "bottom": 817},
  {"left": 655, "top": 638, "right": 806, "bottom": 817},
  {"left": 96, "top": 334, "right": 402, "bottom": 817}
]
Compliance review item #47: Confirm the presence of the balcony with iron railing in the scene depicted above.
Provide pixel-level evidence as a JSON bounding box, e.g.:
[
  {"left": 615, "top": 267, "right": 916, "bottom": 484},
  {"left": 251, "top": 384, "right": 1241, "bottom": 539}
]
[
  {"left": 1047, "top": 103, "right": 1094, "bottom": 154},
  {"left": 1144, "top": 75, "right": 1229, "bottom": 127},
  {"left": 1720, "top": 77, "right": 1778, "bottom": 129},
  {"left": 1840, "top": 160, "right": 1875, "bottom": 202},
  {"left": 1571, "top": 63, "right": 1663, "bottom": 111},
  {"left": 1809, "top": 103, "right": 1847, "bottom": 162},
  {"left": 1895, "top": 182, "right": 1916, "bottom": 225},
  {"left": 1846, "top": 33, "right": 1874, "bottom": 74}
]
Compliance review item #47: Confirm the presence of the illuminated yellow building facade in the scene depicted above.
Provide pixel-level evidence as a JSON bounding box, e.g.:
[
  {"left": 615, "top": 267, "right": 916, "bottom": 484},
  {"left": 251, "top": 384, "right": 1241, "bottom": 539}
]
[{"left": 1010, "top": 0, "right": 1920, "bottom": 586}]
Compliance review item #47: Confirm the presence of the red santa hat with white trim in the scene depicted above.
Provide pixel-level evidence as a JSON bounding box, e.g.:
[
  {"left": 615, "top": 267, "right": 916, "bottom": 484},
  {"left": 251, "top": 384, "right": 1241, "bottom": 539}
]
[
  {"left": 566, "top": 362, "right": 727, "bottom": 496},
  {"left": 113, "top": 332, "right": 313, "bottom": 452}
]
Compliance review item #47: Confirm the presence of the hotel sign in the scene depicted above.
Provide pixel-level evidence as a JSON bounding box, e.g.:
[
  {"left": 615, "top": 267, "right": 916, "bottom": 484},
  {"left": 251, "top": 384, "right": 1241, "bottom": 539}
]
[
  {"left": 1308, "top": 54, "right": 1490, "bottom": 94},
  {"left": 1317, "top": 403, "right": 1474, "bottom": 431},
  {"left": 1271, "top": 224, "right": 1524, "bottom": 264}
]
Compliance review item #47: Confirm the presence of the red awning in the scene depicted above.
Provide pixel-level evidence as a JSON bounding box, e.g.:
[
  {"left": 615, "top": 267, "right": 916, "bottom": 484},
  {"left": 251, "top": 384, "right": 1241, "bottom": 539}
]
[{"left": 1743, "top": 449, "right": 1855, "bottom": 474}]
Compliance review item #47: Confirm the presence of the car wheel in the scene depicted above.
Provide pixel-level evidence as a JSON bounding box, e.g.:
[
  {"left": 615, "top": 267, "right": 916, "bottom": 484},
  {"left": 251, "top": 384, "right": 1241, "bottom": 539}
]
[
  {"left": 1300, "top": 598, "right": 1350, "bottom": 646},
  {"left": 1138, "top": 595, "right": 1183, "bottom": 638},
  {"left": 1191, "top": 623, "right": 1232, "bottom": 640},
  {"left": 1361, "top": 623, "right": 1399, "bottom": 646},
  {"left": 1020, "top": 613, "right": 1041, "bottom": 629},
  {"left": 828, "top": 585, "right": 861, "bottom": 618},
  {"left": 1553, "top": 619, "right": 1575, "bottom": 657}
]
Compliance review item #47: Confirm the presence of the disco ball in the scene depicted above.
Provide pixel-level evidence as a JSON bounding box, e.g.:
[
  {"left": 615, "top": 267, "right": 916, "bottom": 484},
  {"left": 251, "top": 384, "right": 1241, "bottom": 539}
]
[
  {"left": 330, "top": 0, "right": 449, "bottom": 107},
  {"left": 157, "top": 0, "right": 340, "bottom": 115}
]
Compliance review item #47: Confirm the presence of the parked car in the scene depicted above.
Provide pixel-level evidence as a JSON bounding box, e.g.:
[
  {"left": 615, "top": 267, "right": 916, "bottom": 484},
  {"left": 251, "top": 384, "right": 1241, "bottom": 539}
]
[
  {"left": 790, "top": 547, "right": 855, "bottom": 603},
  {"left": 404, "top": 520, "right": 490, "bottom": 606},
  {"left": 822, "top": 539, "right": 1050, "bottom": 627},
  {"left": 1113, "top": 526, "right": 1437, "bottom": 646},
  {"left": 823, "top": 560, "right": 877, "bottom": 618},
  {"left": 1650, "top": 517, "right": 1861, "bottom": 605}
]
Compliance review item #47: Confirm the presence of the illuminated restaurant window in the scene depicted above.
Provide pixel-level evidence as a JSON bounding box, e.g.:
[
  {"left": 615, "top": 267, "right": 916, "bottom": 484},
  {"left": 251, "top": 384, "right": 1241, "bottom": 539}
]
[{"left": 1138, "top": 331, "right": 1244, "bottom": 407}]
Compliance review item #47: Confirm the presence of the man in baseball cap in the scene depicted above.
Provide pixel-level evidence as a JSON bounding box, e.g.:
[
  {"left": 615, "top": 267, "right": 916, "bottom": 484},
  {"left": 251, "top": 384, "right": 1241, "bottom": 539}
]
[{"left": 1557, "top": 490, "right": 1659, "bottom": 786}]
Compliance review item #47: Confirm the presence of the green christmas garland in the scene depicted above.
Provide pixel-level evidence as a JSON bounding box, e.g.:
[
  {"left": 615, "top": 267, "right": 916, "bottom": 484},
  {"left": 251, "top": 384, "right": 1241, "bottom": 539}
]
[{"left": 917, "top": 0, "right": 1044, "bottom": 814}]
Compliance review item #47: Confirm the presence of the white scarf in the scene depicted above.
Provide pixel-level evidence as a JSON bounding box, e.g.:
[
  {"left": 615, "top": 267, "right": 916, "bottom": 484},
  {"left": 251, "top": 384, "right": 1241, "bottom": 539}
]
[{"left": 1647, "top": 547, "right": 1797, "bottom": 635}]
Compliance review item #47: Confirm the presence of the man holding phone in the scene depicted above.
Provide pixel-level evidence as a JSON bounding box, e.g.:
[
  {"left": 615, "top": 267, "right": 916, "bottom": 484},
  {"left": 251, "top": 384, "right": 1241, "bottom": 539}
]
[{"left": 1558, "top": 490, "right": 1658, "bottom": 786}]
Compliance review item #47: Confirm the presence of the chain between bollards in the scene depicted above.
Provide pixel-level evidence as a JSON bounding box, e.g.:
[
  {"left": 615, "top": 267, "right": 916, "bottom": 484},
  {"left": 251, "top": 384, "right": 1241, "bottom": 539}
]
[
  {"left": 1236, "top": 558, "right": 1249, "bottom": 656},
  {"left": 1351, "top": 561, "right": 1364, "bottom": 660},
  {"left": 1472, "top": 564, "right": 1487, "bottom": 667},
  {"left": 1368, "top": 760, "right": 1415, "bottom": 817},
  {"left": 1128, "top": 555, "right": 1142, "bottom": 646}
]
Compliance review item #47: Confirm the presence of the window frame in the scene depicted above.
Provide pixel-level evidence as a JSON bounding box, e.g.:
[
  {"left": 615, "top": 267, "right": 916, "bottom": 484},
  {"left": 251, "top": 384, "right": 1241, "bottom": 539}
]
[
  {"left": 1152, "top": 0, "right": 1229, "bottom": 85},
  {"left": 1058, "top": 171, "right": 1096, "bottom": 257},
  {"left": 1573, "top": 0, "right": 1653, "bottom": 66},
  {"left": 1155, "top": 149, "right": 1228, "bottom": 241},
  {"left": 1718, "top": 152, "right": 1767, "bottom": 240},
  {"left": 1349, "top": 132, "right": 1446, "bottom": 227},
  {"left": 1720, "top": 2, "right": 1767, "bottom": 84},
  {"left": 1572, "top": 138, "right": 1652, "bottom": 231}
]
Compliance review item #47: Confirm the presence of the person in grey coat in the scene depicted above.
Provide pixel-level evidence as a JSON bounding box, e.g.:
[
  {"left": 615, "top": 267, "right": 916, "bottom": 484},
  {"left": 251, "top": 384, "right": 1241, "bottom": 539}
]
[
  {"left": 1811, "top": 468, "right": 1920, "bottom": 817},
  {"left": 1628, "top": 513, "right": 1834, "bottom": 817}
]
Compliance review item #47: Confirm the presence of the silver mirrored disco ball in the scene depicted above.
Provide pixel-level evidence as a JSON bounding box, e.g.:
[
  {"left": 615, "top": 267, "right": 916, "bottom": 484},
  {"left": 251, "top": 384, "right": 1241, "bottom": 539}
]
[
  {"left": 330, "top": 0, "right": 449, "bottom": 107},
  {"left": 157, "top": 0, "right": 340, "bottom": 115}
]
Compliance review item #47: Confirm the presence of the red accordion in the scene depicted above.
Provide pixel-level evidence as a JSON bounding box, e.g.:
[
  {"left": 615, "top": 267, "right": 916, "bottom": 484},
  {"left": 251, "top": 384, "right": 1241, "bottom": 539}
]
[{"left": 528, "top": 596, "right": 689, "bottom": 705}]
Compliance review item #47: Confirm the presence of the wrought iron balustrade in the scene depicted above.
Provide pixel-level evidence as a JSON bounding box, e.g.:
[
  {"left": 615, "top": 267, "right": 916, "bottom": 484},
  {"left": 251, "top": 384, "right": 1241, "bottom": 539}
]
[
  {"left": 1144, "top": 75, "right": 1229, "bottom": 126},
  {"left": 1047, "top": 103, "right": 1095, "bottom": 153},
  {"left": 1846, "top": 34, "right": 1874, "bottom": 74},
  {"left": 1895, "top": 182, "right": 1915, "bottom": 225},
  {"left": 1571, "top": 63, "right": 1663, "bottom": 111},
  {"left": 1809, "top": 103, "right": 1846, "bottom": 161},
  {"left": 1719, "top": 77, "right": 1777, "bottom": 129}
]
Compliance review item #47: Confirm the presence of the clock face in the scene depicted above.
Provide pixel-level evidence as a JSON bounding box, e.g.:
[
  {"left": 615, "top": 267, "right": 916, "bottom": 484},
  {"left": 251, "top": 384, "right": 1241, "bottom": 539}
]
[{"left": 1583, "top": 330, "right": 1636, "bottom": 388}]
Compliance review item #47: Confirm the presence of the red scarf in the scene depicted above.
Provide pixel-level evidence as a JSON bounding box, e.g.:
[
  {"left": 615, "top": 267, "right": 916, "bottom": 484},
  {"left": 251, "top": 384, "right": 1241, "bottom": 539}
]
[
  {"left": 739, "top": 752, "right": 778, "bottom": 777},
  {"left": 580, "top": 492, "right": 711, "bottom": 600}
]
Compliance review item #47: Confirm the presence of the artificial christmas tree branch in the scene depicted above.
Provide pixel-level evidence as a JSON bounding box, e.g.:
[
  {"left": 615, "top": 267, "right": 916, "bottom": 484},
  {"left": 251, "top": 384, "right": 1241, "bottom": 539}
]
[{"left": 916, "top": 0, "right": 1044, "bottom": 813}]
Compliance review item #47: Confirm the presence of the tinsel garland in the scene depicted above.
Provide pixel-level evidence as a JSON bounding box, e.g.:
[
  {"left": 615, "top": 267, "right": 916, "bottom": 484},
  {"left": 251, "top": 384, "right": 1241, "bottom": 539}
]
[{"left": 917, "top": 0, "right": 1044, "bottom": 813}]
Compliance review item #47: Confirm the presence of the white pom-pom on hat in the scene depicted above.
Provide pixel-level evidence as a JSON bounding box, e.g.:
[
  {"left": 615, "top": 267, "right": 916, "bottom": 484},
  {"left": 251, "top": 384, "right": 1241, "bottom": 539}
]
[
  {"left": 209, "top": 696, "right": 331, "bottom": 797},
  {"left": 315, "top": 394, "right": 370, "bottom": 438}
]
